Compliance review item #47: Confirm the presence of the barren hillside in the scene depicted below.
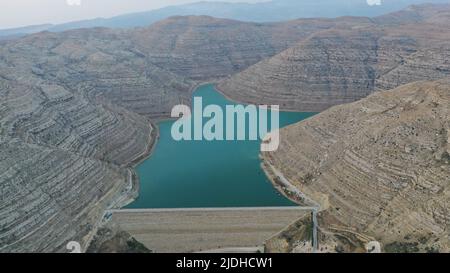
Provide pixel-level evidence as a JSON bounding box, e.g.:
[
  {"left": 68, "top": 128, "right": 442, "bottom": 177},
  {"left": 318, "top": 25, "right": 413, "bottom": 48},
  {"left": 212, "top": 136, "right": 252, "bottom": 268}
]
[
  {"left": 130, "top": 16, "right": 363, "bottom": 80},
  {"left": 218, "top": 4, "right": 450, "bottom": 112},
  {"left": 1, "top": 4, "right": 450, "bottom": 252},
  {"left": 0, "top": 15, "right": 338, "bottom": 252},
  {"left": 262, "top": 80, "right": 450, "bottom": 252}
]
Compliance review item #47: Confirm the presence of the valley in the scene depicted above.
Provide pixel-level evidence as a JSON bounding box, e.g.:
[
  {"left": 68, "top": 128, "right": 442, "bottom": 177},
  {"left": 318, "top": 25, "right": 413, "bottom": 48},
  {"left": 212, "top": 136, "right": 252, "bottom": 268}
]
[
  {"left": 126, "top": 84, "right": 315, "bottom": 209},
  {"left": 218, "top": 4, "right": 450, "bottom": 112},
  {"left": 0, "top": 3, "right": 450, "bottom": 253}
]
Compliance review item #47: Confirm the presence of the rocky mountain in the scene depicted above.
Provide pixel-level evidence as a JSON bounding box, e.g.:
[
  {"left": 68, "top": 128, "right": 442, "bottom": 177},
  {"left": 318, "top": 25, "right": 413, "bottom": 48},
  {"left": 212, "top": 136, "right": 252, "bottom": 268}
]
[
  {"left": 218, "top": 4, "right": 450, "bottom": 112},
  {"left": 0, "top": 136, "right": 130, "bottom": 252},
  {"left": 0, "top": 73, "right": 153, "bottom": 252},
  {"left": 262, "top": 80, "right": 450, "bottom": 252},
  {"left": 0, "top": 15, "right": 339, "bottom": 252},
  {"left": 373, "top": 2, "right": 450, "bottom": 25},
  {"left": 129, "top": 16, "right": 348, "bottom": 80},
  {"left": 2, "top": 0, "right": 449, "bottom": 38},
  {"left": 47, "top": 0, "right": 449, "bottom": 30},
  {"left": 0, "top": 28, "right": 195, "bottom": 118},
  {"left": 0, "top": 24, "right": 53, "bottom": 41},
  {"left": 1, "top": 4, "right": 450, "bottom": 252},
  {"left": 0, "top": 16, "right": 339, "bottom": 118}
]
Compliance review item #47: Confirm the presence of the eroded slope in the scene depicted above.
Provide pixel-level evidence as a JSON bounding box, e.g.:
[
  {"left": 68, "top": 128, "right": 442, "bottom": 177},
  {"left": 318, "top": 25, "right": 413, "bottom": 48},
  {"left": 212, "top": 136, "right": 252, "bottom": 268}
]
[
  {"left": 218, "top": 4, "right": 450, "bottom": 112},
  {"left": 262, "top": 80, "right": 450, "bottom": 252},
  {"left": 130, "top": 16, "right": 352, "bottom": 80},
  {"left": 0, "top": 15, "right": 338, "bottom": 252}
]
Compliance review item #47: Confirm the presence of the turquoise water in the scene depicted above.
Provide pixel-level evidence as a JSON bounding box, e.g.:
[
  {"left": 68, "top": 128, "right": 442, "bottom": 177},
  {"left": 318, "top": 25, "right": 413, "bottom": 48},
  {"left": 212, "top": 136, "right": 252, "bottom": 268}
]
[{"left": 127, "top": 84, "right": 316, "bottom": 208}]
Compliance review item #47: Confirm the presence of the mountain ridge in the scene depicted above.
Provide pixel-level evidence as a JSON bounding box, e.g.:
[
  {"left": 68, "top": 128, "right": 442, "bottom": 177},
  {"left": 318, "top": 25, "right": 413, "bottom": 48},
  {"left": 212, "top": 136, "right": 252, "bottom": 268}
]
[
  {"left": 262, "top": 79, "right": 450, "bottom": 252},
  {"left": 1, "top": 4, "right": 450, "bottom": 252},
  {"left": 218, "top": 3, "right": 450, "bottom": 112},
  {"left": 0, "top": 12, "right": 338, "bottom": 252},
  {"left": 2, "top": 0, "right": 450, "bottom": 39}
]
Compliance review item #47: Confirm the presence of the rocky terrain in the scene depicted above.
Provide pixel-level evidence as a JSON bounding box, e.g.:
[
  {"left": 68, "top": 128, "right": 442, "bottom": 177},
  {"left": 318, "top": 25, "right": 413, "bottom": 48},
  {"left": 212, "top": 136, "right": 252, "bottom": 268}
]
[
  {"left": 86, "top": 225, "right": 151, "bottom": 253},
  {"left": 6, "top": 0, "right": 447, "bottom": 38},
  {"left": 262, "top": 80, "right": 450, "bottom": 252},
  {"left": 218, "top": 4, "right": 450, "bottom": 112},
  {"left": 1, "top": 4, "right": 450, "bottom": 252},
  {"left": 0, "top": 28, "right": 194, "bottom": 118},
  {"left": 129, "top": 16, "right": 358, "bottom": 80},
  {"left": 1, "top": 16, "right": 346, "bottom": 116},
  {"left": 0, "top": 75, "right": 153, "bottom": 252},
  {"left": 0, "top": 137, "right": 130, "bottom": 252},
  {"left": 0, "top": 15, "right": 341, "bottom": 252}
]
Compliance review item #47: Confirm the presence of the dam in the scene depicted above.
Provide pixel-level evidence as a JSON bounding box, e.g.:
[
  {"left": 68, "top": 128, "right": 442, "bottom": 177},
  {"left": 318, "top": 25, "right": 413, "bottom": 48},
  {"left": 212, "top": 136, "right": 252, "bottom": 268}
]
[{"left": 111, "top": 207, "right": 309, "bottom": 253}]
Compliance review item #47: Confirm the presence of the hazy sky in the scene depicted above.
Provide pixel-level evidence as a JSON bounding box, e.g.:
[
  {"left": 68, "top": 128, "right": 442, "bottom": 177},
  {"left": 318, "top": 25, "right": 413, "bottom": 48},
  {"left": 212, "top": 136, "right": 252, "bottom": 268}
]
[{"left": 0, "top": 0, "right": 266, "bottom": 29}]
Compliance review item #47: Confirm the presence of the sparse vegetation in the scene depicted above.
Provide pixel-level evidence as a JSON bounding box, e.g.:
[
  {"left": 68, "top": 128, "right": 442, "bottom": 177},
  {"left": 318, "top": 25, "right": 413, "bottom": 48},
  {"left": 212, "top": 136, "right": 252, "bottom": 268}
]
[
  {"left": 385, "top": 242, "right": 420, "bottom": 253},
  {"left": 302, "top": 173, "right": 314, "bottom": 184}
]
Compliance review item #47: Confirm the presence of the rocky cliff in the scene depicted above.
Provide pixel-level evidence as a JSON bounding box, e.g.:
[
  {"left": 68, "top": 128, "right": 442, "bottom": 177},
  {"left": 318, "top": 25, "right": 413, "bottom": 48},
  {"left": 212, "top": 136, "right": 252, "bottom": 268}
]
[
  {"left": 1, "top": 16, "right": 344, "bottom": 117},
  {"left": 0, "top": 15, "right": 339, "bottom": 252},
  {"left": 0, "top": 28, "right": 194, "bottom": 118},
  {"left": 0, "top": 136, "right": 130, "bottom": 252},
  {"left": 129, "top": 16, "right": 352, "bottom": 80},
  {"left": 218, "top": 4, "right": 450, "bottom": 112},
  {"left": 1, "top": 5, "right": 450, "bottom": 252},
  {"left": 0, "top": 74, "right": 153, "bottom": 252},
  {"left": 262, "top": 80, "right": 450, "bottom": 252}
]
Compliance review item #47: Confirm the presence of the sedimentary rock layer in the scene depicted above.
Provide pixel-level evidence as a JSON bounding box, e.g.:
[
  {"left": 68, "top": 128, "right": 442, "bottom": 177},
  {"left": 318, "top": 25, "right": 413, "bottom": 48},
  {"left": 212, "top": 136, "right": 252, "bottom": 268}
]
[
  {"left": 0, "top": 79, "right": 152, "bottom": 164},
  {"left": 262, "top": 80, "right": 450, "bottom": 252},
  {"left": 130, "top": 16, "right": 363, "bottom": 80},
  {"left": 0, "top": 16, "right": 345, "bottom": 117},
  {"left": 0, "top": 136, "right": 129, "bottom": 252},
  {"left": 1, "top": 4, "right": 450, "bottom": 252},
  {"left": 0, "top": 75, "right": 152, "bottom": 252},
  {"left": 218, "top": 4, "right": 450, "bottom": 112},
  {"left": 0, "top": 29, "right": 194, "bottom": 117},
  {"left": 1, "top": 15, "right": 338, "bottom": 252}
]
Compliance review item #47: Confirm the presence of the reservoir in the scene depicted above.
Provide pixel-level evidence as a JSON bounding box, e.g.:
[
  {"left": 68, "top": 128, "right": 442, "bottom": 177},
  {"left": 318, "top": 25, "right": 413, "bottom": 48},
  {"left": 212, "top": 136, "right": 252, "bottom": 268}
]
[{"left": 127, "top": 84, "right": 316, "bottom": 208}]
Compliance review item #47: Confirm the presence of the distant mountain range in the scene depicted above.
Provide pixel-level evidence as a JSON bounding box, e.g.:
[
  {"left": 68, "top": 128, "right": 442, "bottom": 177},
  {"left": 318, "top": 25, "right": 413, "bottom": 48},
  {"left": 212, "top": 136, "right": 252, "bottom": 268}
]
[
  {"left": 1, "top": 0, "right": 449, "bottom": 39},
  {"left": 218, "top": 2, "right": 450, "bottom": 111}
]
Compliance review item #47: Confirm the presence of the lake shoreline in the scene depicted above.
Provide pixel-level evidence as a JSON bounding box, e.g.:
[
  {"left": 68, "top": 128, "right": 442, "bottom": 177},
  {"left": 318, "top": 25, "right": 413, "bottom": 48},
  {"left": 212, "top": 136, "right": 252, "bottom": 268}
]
[
  {"left": 109, "top": 82, "right": 311, "bottom": 208},
  {"left": 215, "top": 82, "right": 318, "bottom": 207},
  {"left": 126, "top": 84, "right": 315, "bottom": 209},
  {"left": 214, "top": 83, "right": 321, "bottom": 113},
  {"left": 115, "top": 81, "right": 212, "bottom": 208},
  {"left": 87, "top": 82, "right": 313, "bottom": 251}
]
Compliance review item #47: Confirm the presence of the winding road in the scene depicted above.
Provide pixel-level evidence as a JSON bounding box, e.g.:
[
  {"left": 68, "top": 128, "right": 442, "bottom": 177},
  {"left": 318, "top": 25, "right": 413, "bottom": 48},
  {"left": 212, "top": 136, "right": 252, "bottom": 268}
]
[{"left": 266, "top": 164, "right": 321, "bottom": 252}]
